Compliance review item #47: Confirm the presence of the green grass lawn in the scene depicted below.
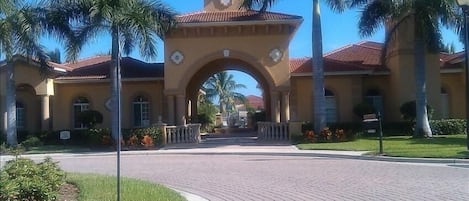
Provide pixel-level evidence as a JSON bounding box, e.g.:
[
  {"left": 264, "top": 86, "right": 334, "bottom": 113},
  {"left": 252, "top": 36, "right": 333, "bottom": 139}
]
[
  {"left": 297, "top": 134, "right": 469, "bottom": 158},
  {"left": 67, "top": 173, "right": 186, "bottom": 201}
]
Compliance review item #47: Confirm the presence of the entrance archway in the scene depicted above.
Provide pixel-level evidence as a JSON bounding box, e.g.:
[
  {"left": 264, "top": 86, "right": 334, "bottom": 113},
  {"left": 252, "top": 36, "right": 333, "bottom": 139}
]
[{"left": 186, "top": 58, "right": 271, "bottom": 126}]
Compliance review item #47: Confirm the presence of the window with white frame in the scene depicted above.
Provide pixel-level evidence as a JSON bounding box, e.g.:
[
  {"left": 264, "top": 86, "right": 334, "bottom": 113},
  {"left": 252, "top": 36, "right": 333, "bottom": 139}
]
[
  {"left": 365, "top": 89, "right": 384, "bottom": 117},
  {"left": 73, "top": 97, "right": 89, "bottom": 129},
  {"left": 441, "top": 88, "right": 449, "bottom": 119},
  {"left": 16, "top": 102, "right": 25, "bottom": 129},
  {"left": 133, "top": 96, "right": 150, "bottom": 127},
  {"left": 325, "top": 89, "right": 337, "bottom": 123}
]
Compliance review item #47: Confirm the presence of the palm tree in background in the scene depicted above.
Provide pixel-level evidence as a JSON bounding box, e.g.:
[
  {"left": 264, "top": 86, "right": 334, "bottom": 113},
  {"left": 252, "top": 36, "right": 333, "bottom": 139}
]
[
  {"left": 241, "top": 0, "right": 346, "bottom": 133},
  {"left": 46, "top": 0, "right": 176, "bottom": 141},
  {"left": 204, "top": 71, "right": 247, "bottom": 115},
  {"left": 1, "top": 0, "right": 64, "bottom": 146},
  {"left": 350, "top": 0, "right": 459, "bottom": 137}
]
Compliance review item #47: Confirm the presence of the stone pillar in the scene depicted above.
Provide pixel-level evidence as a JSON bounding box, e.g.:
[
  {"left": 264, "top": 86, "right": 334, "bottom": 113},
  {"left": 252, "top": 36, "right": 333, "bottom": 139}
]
[
  {"left": 271, "top": 91, "right": 280, "bottom": 123},
  {"left": 41, "top": 95, "right": 50, "bottom": 131},
  {"left": 281, "top": 91, "right": 290, "bottom": 122},
  {"left": 176, "top": 94, "right": 186, "bottom": 125},
  {"left": 167, "top": 95, "right": 175, "bottom": 125},
  {"left": 190, "top": 97, "right": 198, "bottom": 123}
]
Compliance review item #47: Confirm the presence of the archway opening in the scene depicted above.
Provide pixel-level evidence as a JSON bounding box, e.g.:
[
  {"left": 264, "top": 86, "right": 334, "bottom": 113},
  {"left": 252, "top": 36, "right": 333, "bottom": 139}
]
[{"left": 185, "top": 58, "right": 271, "bottom": 133}]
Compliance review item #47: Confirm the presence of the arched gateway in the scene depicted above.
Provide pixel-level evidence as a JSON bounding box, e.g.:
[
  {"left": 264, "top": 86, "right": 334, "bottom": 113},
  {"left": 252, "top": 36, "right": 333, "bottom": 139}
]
[{"left": 163, "top": 0, "right": 302, "bottom": 125}]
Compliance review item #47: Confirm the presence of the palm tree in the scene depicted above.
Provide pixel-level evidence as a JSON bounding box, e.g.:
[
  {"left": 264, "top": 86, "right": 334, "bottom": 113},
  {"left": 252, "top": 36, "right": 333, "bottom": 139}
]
[
  {"left": 1, "top": 0, "right": 56, "bottom": 146},
  {"left": 204, "top": 71, "right": 247, "bottom": 115},
  {"left": 241, "top": 0, "right": 346, "bottom": 133},
  {"left": 349, "top": 0, "right": 459, "bottom": 137},
  {"left": 46, "top": 0, "right": 176, "bottom": 142}
]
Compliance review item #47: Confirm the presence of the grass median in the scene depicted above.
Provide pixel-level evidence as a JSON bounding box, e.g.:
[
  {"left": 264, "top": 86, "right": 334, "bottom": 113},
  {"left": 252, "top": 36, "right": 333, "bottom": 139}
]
[
  {"left": 66, "top": 173, "right": 185, "bottom": 201},
  {"left": 296, "top": 134, "right": 469, "bottom": 158}
]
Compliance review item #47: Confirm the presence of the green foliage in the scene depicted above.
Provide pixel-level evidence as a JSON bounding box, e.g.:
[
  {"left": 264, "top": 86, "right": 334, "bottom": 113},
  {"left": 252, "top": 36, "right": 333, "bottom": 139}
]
[
  {"left": 86, "top": 128, "right": 112, "bottom": 146},
  {"left": 353, "top": 102, "right": 376, "bottom": 118},
  {"left": 382, "top": 122, "right": 414, "bottom": 136},
  {"left": 77, "top": 110, "right": 103, "bottom": 128},
  {"left": 430, "top": 119, "right": 466, "bottom": 135},
  {"left": 197, "top": 101, "right": 218, "bottom": 131},
  {"left": 0, "top": 157, "right": 65, "bottom": 201},
  {"left": 0, "top": 131, "right": 5, "bottom": 144},
  {"left": 21, "top": 135, "right": 43, "bottom": 149},
  {"left": 400, "top": 100, "right": 433, "bottom": 122},
  {"left": 125, "top": 127, "right": 163, "bottom": 146}
]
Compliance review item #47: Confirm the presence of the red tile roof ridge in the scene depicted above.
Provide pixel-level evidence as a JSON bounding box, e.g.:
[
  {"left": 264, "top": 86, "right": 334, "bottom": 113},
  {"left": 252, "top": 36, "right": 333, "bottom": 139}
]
[
  {"left": 63, "top": 55, "right": 111, "bottom": 65},
  {"left": 323, "top": 44, "right": 354, "bottom": 57},
  {"left": 64, "top": 55, "right": 111, "bottom": 70},
  {"left": 355, "top": 41, "right": 383, "bottom": 50}
]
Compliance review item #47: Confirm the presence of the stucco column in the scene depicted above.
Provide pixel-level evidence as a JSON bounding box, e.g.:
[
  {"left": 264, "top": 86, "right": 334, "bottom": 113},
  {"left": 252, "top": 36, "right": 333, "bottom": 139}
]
[
  {"left": 167, "top": 95, "right": 175, "bottom": 125},
  {"left": 281, "top": 91, "right": 290, "bottom": 122},
  {"left": 271, "top": 91, "right": 280, "bottom": 123},
  {"left": 190, "top": 97, "right": 198, "bottom": 123},
  {"left": 41, "top": 95, "right": 50, "bottom": 131},
  {"left": 176, "top": 94, "right": 186, "bottom": 125},
  {"left": 6, "top": 63, "right": 17, "bottom": 145}
]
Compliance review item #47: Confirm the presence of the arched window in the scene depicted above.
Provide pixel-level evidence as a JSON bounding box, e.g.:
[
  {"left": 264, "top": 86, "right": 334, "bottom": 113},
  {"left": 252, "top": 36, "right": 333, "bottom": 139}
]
[
  {"left": 441, "top": 88, "right": 449, "bottom": 119},
  {"left": 133, "top": 96, "right": 150, "bottom": 127},
  {"left": 73, "top": 97, "right": 89, "bottom": 129},
  {"left": 325, "top": 89, "right": 337, "bottom": 123},
  {"left": 16, "top": 102, "right": 25, "bottom": 129},
  {"left": 365, "top": 89, "right": 384, "bottom": 116}
]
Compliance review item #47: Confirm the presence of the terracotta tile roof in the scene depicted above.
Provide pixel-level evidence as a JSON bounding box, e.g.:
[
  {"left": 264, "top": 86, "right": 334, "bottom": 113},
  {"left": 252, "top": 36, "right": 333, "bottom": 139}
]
[
  {"left": 56, "top": 56, "right": 164, "bottom": 80},
  {"left": 246, "top": 95, "right": 264, "bottom": 110},
  {"left": 176, "top": 10, "right": 302, "bottom": 24},
  {"left": 324, "top": 41, "right": 382, "bottom": 66},
  {"left": 290, "top": 57, "right": 387, "bottom": 74}
]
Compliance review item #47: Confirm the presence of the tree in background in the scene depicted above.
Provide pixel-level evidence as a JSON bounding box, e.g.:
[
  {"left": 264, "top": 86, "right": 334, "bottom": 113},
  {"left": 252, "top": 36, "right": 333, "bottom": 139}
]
[
  {"left": 46, "top": 0, "right": 176, "bottom": 142},
  {"left": 350, "top": 0, "right": 459, "bottom": 137},
  {"left": 204, "top": 71, "right": 247, "bottom": 115}
]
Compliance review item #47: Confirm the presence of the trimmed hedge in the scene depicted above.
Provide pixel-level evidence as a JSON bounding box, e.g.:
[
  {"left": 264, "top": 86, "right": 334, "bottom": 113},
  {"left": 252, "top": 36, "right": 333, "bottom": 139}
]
[
  {"left": 430, "top": 119, "right": 466, "bottom": 135},
  {"left": 0, "top": 157, "right": 65, "bottom": 201}
]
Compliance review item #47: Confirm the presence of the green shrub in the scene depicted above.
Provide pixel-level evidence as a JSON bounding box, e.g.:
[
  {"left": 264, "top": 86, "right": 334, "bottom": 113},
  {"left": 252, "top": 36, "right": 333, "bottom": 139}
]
[
  {"left": 400, "top": 100, "right": 433, "bottom": 122},
  {"left": 21, "top": 135, "right": 43, "bottom": 149},
  {"left": 77, "top": 110, "right": 103, "bottom": 128},
  {"left": 430, "top": 119, "right": 466, "bottom": 135},
  {"left": 353, "top": 102, "right": 376, "bottom": 119},
  {"left": 0, "top": 157, "right": 65, "bottom": 201},
  {"left": 86, "top": 128, "right": 112, "bottom": 146},
  {"left": 127, "top": 127, "right": 163, "bottom": 146},
  {"left": 0, "top": 131, "right": 5, "bottom": 144}
]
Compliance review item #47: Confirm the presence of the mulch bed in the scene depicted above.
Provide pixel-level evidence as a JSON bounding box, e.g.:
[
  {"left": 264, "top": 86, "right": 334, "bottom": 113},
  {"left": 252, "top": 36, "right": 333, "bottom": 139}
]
[{"left": 57, "top": 183, "right": 79, "bottom": 201}]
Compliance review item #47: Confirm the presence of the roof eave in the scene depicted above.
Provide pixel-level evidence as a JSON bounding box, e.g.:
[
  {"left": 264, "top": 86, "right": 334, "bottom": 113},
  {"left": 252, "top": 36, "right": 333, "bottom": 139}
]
[
  {"left": 54, "top": 77, "right": 164, "bottom": 84},
  {"left": 176, "top": 18, "right": 303, "bottom": 28}
]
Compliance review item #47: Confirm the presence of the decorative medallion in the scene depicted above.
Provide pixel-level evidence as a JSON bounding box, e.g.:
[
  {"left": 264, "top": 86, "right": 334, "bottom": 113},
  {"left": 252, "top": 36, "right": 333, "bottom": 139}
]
[
  {"left": 223, "top": 49, "right": 230, "bottom": 57},
  {"left": 221, "top": 0, "right": 231, "bottom": 6},
  {"left": 269, "top": 48, "right": 283, "bottom": 63},
  {"left": 170, "top": 50, "right": 184, "bottom": 65}
]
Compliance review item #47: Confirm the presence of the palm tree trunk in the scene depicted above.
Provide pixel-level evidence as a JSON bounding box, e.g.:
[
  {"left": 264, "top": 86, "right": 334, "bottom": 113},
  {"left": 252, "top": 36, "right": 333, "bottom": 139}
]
[
  {"left": 6, "top": 61, "right": 17, "bottom": 146},
  {"left": 111, "top": 25, "right": 122, "bottom": 143},
  {"left": 414, "top": 39, "right": 432, "bottom": 138},
  {"left": 312, "top": 0, "right": 326, "bottom": 134}
]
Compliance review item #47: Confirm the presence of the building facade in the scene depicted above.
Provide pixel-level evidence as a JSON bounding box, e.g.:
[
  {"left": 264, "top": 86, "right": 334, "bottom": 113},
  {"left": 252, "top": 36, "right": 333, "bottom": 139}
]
[{"left": 0, "top": 0, "right": 466, "bottom": 134}]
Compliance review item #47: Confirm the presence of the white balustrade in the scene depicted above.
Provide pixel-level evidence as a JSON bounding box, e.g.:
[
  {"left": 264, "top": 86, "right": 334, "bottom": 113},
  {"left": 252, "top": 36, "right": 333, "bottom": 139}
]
[
  {"left": 257, "top": 122, "right": 289, "bottom": 141},
  {"left": 162, "top": 124, "right": 201, "bottom": 145}
]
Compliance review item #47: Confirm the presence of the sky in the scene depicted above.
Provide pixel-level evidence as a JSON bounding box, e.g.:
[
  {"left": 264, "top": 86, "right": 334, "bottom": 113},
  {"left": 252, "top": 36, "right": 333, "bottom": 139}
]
[{"left": 41, "top": 0, "right": 464, "bottom": 97}]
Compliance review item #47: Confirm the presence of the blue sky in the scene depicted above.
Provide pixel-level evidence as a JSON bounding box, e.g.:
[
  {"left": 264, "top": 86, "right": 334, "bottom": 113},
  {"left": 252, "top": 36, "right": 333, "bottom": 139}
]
[{"left": 41, "top": 0, "right": 463, "bottom": 97}]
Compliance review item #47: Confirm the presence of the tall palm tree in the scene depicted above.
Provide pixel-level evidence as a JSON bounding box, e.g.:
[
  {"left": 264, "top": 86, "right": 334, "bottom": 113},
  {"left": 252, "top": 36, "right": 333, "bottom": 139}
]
[
  {"left": 46, "top": 0, "right": 176, "bottom": 142},
  {"left": 1, "top": 0, "right": 55, "bottom": 146},
  {"left": 241, "top": 0, "right": 346, "bottom": 133},
  {"left": 204, "top": 71, "right": 247, "bottom": 115},
  {"left": 349, "top": 0, "right": 459, "bottom": 137}
]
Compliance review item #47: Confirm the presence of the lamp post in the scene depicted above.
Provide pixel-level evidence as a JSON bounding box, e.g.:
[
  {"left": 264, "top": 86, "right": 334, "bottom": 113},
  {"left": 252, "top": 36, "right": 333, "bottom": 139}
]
[{"left": 457, "top": 0, "right": 469, "bottom": 150}]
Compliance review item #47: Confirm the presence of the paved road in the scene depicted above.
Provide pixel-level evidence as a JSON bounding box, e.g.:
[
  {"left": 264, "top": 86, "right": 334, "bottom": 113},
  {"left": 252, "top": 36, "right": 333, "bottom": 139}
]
[{"left": 55, "top": 153, "right": 469, "bottom": 201}]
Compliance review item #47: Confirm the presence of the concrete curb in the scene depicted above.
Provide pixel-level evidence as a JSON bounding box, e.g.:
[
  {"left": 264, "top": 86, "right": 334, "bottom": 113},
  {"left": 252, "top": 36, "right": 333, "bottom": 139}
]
[
  {"left": 172, "top": 188, "right": 209, "bottom": 201},
  {"left": 2, "top": 149, "right": 468, "bottom": 165}
]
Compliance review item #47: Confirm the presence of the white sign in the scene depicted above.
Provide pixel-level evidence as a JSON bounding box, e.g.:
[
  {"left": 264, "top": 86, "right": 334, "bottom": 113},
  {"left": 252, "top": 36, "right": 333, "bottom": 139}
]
[{"left": 60, "top": 131, "right": 71, "bottom": 140}]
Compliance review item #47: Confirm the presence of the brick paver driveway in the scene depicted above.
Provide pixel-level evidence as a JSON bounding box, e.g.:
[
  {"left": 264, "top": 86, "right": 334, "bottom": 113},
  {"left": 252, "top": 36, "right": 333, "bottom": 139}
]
[{"left": 56, "top": 153, "right": 469, "bottom": 201}]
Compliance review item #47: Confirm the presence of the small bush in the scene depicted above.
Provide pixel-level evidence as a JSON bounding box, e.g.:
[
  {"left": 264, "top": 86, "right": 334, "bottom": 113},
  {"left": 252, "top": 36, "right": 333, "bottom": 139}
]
[
  {"left": 125, "top": 127, "right": 162, "bottom": 147},
  {"left": 400, "top": 100, "right": 433, "bottom": 122},
  {"left": 0, "top": 157, "right": 65, "bottom": 201},
  {"left": 86, "top": 128, "right": 112, "bottom": 146},
  {"left": 430, "top": 119, "right": 466, "bottom": 135},
  {"left": 353, "top": 102, "right": 376, "bottom": 119},
  {"left": 77, "top": 110, "right": 103, "bottom": 128},
  {"left": 21, "top": 135, "right": 43, "bottom": 149}
]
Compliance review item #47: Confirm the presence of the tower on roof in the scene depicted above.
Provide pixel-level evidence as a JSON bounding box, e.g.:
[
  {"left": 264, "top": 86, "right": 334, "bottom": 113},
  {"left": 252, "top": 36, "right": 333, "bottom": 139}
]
[{"left": 204, "top": 0, "right": 245, "bottom": 12}]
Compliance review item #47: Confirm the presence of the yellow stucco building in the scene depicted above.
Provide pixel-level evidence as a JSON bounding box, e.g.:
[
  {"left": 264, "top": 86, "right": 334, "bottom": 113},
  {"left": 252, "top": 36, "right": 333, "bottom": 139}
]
[{"left": 0, "top": 0, "right": 466, "bottom": 134}]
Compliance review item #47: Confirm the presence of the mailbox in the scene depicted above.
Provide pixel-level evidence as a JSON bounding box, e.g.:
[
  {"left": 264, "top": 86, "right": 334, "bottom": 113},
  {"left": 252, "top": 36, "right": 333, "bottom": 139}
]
[{"left": 363, "top": 114, "right": 379, "bottom": 133}]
